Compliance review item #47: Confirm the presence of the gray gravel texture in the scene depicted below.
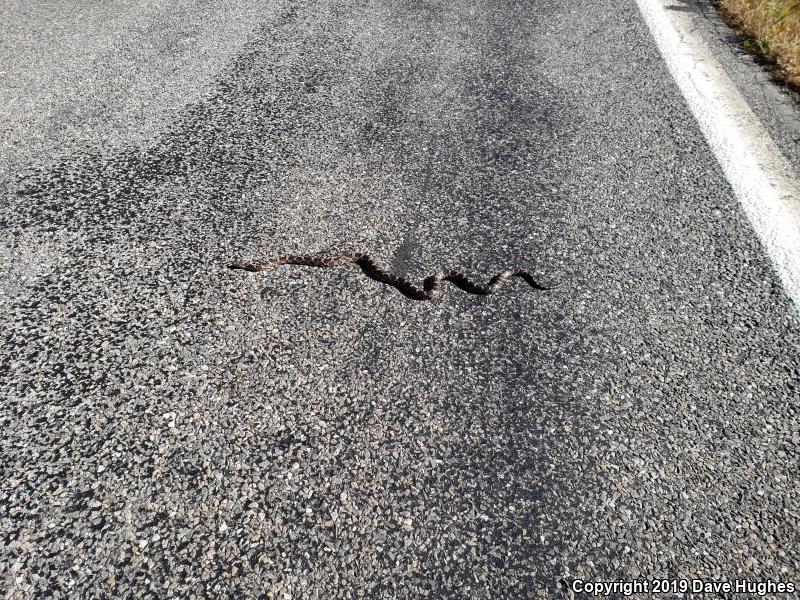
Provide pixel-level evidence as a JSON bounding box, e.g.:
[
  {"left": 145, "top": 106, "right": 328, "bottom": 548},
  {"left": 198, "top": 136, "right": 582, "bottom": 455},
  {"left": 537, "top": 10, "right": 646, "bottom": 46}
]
[{"left": 1, "top": 0, "right": 799, "bottom": 598}]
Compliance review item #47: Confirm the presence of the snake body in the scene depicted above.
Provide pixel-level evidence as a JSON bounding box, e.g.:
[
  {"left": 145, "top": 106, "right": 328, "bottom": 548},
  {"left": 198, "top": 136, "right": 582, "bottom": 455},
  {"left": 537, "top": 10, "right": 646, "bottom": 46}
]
[{"left": 229, "top": 253, "right": 552, "bottom": 300}]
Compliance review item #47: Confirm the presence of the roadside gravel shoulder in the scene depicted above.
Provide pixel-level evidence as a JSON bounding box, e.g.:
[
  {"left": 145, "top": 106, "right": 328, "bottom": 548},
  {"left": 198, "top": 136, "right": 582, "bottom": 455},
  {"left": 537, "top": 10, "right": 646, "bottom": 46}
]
[{"left": 689, "top": 0, "right": 800, "bottom": 176}]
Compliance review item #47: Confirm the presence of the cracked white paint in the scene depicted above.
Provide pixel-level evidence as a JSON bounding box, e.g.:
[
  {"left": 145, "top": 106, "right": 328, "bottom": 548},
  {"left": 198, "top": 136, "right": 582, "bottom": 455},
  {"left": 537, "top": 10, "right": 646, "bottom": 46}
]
[{"left": 635, "top": 0, "right": 800, "bottom": 309}]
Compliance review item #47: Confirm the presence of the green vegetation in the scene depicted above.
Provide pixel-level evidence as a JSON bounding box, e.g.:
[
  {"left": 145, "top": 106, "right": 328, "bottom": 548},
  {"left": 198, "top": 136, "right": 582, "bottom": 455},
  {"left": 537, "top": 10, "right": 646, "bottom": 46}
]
[{"left": 719, "top": 0, "right": 800, "bottom": 86}]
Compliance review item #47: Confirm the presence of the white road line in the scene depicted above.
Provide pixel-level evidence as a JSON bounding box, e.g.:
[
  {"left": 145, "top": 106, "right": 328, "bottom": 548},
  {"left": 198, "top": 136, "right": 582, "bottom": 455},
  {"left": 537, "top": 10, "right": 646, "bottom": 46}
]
[{"left": 634, "top": 0, "right": 800, "bottom": 309}]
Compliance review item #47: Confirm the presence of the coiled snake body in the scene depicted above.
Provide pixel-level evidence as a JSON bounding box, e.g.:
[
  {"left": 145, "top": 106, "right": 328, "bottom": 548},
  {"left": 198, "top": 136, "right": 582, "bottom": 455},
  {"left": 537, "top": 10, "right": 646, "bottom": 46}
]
[{"left": 229, "top": 253, "right": 552, "bottom": 300}]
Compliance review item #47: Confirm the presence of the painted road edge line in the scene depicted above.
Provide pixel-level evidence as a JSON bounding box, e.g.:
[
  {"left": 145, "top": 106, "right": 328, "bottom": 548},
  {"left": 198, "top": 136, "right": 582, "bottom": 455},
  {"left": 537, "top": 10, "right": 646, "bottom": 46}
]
[{"left": 634, "top": 0, "right": 800, "bottom": 309}]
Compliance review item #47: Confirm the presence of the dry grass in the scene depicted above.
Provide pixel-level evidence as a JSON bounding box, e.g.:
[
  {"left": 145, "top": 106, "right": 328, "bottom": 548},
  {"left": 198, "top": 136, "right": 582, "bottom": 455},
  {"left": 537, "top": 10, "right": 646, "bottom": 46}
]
[{"left": 718, "top": 0, "right": 800, "bottom": 86}]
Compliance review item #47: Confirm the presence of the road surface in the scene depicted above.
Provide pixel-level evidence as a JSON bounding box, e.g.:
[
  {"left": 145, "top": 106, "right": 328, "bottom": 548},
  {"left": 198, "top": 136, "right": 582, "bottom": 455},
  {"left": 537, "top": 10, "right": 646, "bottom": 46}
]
[{"left": 1, "top": 0, "right": 798, "bottom": 597}]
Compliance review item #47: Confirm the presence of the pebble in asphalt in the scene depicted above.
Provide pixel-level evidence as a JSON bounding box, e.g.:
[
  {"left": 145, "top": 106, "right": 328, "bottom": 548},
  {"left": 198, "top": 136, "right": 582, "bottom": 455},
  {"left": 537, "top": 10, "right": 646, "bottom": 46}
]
[{"left": 1, "top": 0, "right": 799, "bottom": 598}]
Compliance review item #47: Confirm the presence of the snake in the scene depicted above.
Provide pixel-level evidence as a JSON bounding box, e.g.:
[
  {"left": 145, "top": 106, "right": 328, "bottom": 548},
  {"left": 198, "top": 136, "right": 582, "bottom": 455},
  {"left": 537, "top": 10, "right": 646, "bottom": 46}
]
[{"left": 229, "top": 253, "right": 553, "bottom": 300}]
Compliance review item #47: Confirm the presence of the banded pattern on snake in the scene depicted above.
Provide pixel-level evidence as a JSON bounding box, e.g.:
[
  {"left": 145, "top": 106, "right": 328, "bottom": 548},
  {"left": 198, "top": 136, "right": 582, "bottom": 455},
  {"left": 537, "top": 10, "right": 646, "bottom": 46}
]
[{"left": 229, "top": 253, "right": 553, "bottom": 300}]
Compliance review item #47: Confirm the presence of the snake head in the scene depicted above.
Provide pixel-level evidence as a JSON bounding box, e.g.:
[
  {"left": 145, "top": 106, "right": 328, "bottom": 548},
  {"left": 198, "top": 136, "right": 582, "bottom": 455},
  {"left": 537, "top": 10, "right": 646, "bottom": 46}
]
[{"left": 229, "top": 261, "right": 256, "bottom": 271}]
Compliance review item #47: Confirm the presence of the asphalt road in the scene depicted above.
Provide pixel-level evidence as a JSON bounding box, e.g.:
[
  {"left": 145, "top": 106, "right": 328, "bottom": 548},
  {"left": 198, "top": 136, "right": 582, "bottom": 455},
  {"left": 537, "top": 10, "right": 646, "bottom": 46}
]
[{"left": 1, "top": 0, "right": 799, "bottom": 598}]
